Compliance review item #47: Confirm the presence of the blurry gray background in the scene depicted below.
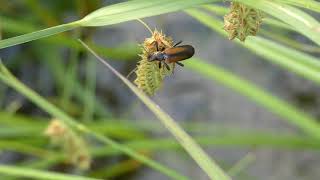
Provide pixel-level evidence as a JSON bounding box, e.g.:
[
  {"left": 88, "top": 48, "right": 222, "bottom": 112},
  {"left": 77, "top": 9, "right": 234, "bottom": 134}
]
[{"left": 1, "top": 0, "right": 320, "bottom": 179}]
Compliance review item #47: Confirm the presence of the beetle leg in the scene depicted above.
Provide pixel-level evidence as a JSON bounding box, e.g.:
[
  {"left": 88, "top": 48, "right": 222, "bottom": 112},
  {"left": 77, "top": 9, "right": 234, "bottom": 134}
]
[
  {"left": 158, "top": 62, "right": 162, "bottom": 69},
  {"left": 164, "top": 62, "right": 170, "bottom": 71},
  {"left": 176, "top": 62, "right": 184, "bottom": 67},
  {"left": 173, "top": 40, "right": 182, "bottom": 47},
  {"left": 172, "top": 63, "right": 175, "bottom": 74}
]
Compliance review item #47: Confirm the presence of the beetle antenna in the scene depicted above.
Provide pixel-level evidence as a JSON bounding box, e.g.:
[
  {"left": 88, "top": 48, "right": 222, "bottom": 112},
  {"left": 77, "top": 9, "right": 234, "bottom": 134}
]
[
  {"left": 136, "top": 19, "right": 153, "bottom": 35},
  {"left": 173, "top": 40, "right": 182, "bottom": 47},
  {"left": 164, "top": 62, "right": 170, "bottom": 71}
]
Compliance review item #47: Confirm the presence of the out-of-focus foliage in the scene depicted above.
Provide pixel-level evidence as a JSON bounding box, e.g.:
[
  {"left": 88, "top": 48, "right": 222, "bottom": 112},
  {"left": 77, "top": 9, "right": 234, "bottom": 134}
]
[{"left": 0, "top": 0, "right": 319, "bottom": 180}]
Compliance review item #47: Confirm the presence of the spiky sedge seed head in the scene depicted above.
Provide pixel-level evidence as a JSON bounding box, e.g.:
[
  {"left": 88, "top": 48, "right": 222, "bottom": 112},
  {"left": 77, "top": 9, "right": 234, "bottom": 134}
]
[
  {"left": 224, "top": 2, "right": 263, "bottom": 42},
  {"left": 44, "top": 119, "right": 91, "bottom": 170},
  {"left": 134, "top": 30, "right": 175, "bottom": 96}
]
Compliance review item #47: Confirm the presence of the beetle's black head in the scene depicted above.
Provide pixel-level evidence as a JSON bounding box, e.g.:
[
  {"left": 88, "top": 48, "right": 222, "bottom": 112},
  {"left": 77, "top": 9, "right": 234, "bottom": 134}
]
[{"left": 148, "top": 52, "right": 166, "bottom": 62}]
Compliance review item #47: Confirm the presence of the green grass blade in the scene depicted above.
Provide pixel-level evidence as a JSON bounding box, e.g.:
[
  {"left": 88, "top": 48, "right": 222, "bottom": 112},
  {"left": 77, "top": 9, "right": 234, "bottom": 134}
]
[
  {"left": 87, "top": 132, "right": 188, "bottom": 180},
  {"left": 0, "top": 140, "right": 51, "bottom": 158},
  {"left": 247, "top": 36, "right": 320, "bottom": 73},
  {"left": 260, "top": 30, "right": 320, "bottom": 54},
  {"left": 0, "top": 15, "right": 139, "bottom": 60},
  {"left": 185, "top": 9, "right": 320, "bottom": 85},
  {"left": 236, "top": 0, "right": 320, "bottom": 46},
  {"left": 80, "top": 0, "right": 218, "bottom": 26},
  {"left": 232, "top": 0, "right": 320, "bottom": 13},
  {"left": 0, "top": 63, "right": 188, "bottom": 180},
  {"left": 0, "top": 0, "right": 219, "bottom": 49},
  {"left": 0, "top": 22, "right": 79, "bottom": 49},
  {"left": 206, "top": 2, "right": 320, "bottom": 36},
  {"left": 25, "top": 133, "right": 320, "bottom": 170},
  {"left": 203, "top": 5, "right": 320, "bottom": 54},
  {"left": 270, "top": 0, "right": 320, "bottom": 13},
  {"left": 228, "top": 152, "right": 255, "bottom": 177},
  {"left": 116, "top": 133, "right": 320, "bottom": 151},
  {"left": 29, "top": 131, "right": 320, "bottom": 170},
  {"left": 186, "top": 58, "right": 320, "bottom": 139},
  {"left": 202, "top": 5, "right": 294, "bottom": 31},
  {"left": 0, "top": 165, "right": 100, "bottom": 180},
  {"left": 79, "top": 40, "right": 231, "bottom": 180}
]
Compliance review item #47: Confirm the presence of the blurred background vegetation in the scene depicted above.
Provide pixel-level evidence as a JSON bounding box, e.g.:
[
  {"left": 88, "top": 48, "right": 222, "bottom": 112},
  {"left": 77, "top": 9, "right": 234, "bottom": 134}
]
[{"left": 0, "top": 0, "right": 320, "bottom": 179}]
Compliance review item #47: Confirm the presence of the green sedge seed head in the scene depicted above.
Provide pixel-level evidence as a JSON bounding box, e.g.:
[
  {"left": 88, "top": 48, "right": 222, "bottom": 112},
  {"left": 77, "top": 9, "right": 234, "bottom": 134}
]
[
  {"left": 45, "top": 119, "right": 91, "bottom": 170},
  {"left": 224, "top": 2, "right": 263, "bottom": 42},
  {"left": 134, "top": 30, "right": 174, "bottom": 96}
]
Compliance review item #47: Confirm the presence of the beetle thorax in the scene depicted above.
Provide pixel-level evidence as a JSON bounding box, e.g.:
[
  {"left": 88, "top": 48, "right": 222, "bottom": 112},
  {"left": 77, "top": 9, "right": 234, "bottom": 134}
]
[{"left": 149, "top": 51, "right": 167, "bottom": 61}]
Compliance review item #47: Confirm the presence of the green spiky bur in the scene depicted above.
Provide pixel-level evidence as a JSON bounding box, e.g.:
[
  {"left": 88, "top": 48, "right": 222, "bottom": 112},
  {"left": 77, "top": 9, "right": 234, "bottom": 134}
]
[
  {"left": 224, "top": 2, "right": 263, "bottom": 41},
  {"left": 134, "top": 30, "right": 174, "bottom": 96}
]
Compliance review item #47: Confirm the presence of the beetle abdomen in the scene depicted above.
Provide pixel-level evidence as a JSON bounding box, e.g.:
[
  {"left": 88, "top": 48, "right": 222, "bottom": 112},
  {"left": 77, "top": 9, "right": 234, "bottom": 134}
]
[{"left": 164, "top": 45, "right": 195, "bottom": 63}]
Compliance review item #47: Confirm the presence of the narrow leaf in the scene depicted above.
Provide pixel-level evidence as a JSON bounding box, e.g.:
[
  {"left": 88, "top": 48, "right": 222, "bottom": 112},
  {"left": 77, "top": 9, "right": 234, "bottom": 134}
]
[
  {"left": 186, "top": 59, "right": 320, "bottom": 139},
  {"left": 185, "top": 9, "right": 320, "bottom": 85},
  {"left": 80, "top": 0, "right": 218, "bottom": 26},
  {"left": 0, "top": 0, "right": 219, "bottom": 49},
  {"left": 236, "top": 0, "right": 320, "bottom": 46},
  {"left": 0, "top": 22, "right": 79, "bottom": 49},
  {"left": 0, "top": 165, "right": 100, "bottom": 180},
  {"left": 270, "top": 0, "right": 320, "bottom": 13}
]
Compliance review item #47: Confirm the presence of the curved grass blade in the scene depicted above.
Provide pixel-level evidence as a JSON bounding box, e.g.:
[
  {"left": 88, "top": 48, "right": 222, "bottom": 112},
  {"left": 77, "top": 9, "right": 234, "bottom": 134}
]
[
  {"left": 0, "top": 0, "right": 218, "bottom": 49},
  {"left": 80, "top": 0, "right": 218, "bottom": 26},
  {"left": 25, "top": 132, "right": 320, "bottom": 170},
  {"left": 185, "top": 9, "right": 320, "bottom": 84},
  {"left": 203, "top": 5, "right": 320, "bottom": 54},
  {"left": 0, "top": 15, "right": 139, "bottom": 60},
  {"left": 202, "top": 5, "right": 294, "bottom": 31},
  {"left": 0, "top": 22, "right": 79, "bottom": 49},
  {"left": 228, "top": 152, "right": 255, "bottom": 177},
  {"left": 0, "top": 165, "right": 100, "bottom": 180},
  {"left": 79, "top": 40, "right": 231, "bottom": 180},
  {"left": 270, "top": 0, "right": 320, "bottom": 13},
  {"left": 229, "top": 0, "right": 320, "bottom": 13},
  {"left": 260, "top": 30, "right": 320, "bottom": 54},
  {"left": 186, "top": 58, "right": 320, "bottom": 139},
  {"left": 236, "top": 0, "right": 320, "bottom": 46}
]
